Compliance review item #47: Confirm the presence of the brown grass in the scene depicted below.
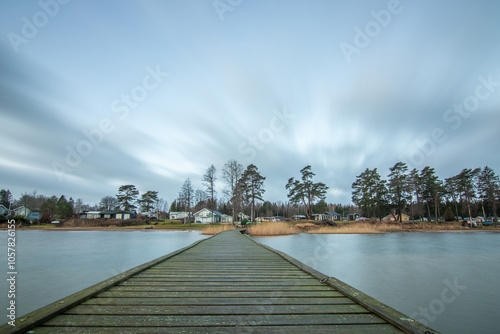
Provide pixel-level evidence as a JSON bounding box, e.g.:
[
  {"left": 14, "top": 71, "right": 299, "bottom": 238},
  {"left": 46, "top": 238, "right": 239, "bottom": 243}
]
[
  {"left": 201, "top": 224, "right": 236, "bottom": 235},
  {"left": 308, "top": 222, "right": 401, "bottom": 234},
  {"left": 248, "top": 222, "right": 297, "bottom": 236}
]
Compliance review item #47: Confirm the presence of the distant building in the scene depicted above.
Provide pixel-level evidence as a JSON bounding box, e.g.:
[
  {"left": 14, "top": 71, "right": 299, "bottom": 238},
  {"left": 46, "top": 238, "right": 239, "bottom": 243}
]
[
  {"left": 0, "top": 204, "right": 11, "bottom": 216},
  {"left": 13, "top": 206, "right": 30, "bottom": 217},
  {"left": 292, "top": 215, "right": 306, "bottom": 220},
  {"left": 80, "top": 210, "right": 136, "bottom": 220},
  {"left": 194, "top": 208, "right": 232, "bottom": 224},
  {"left": 315, "top": 212, "right": 342, "bottom": 221},
  {"left": 348, "top": 213, "right": 360, "bottom": 221},
  {"left": 169, "top": 212, "right": 191, "bottom": 220},
  {"left": 383, "top": 214, "right": 410, "bottom": 222}
]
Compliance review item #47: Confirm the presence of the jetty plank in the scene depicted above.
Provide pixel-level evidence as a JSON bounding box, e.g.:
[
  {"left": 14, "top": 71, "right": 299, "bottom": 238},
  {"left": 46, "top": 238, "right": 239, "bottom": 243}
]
[{"left": 2, "top": 230, "right": 439, "bottom": 333}]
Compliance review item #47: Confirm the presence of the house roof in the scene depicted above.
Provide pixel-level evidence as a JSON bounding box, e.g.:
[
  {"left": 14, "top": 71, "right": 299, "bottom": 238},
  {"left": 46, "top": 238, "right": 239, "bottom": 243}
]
[{"left": 324, "top": 212, "right": 341, "bottom": 216}]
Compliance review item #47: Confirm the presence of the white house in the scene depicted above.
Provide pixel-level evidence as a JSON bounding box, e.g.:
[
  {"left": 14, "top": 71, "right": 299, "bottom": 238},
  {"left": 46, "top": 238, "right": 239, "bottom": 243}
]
[
  {"left": 194, "top": 208, "right": 233, "bottom": 224},
  {"left": 0, "top": 204, "right": 10, "bottom": 216},
  {"left": 169, "top": 212, "right": 191, "bottom": 220},
  {"left": 13, "top": 206, "right": 30, "bottom": 217},
  {"left": 315, "top": 212, "right": 342, "bottom": 221}
]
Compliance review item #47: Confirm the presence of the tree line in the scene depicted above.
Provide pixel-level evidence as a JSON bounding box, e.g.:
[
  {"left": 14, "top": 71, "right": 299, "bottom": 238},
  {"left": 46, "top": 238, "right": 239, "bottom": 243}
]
[{"left": 352, "top": 162, "right": 499, "bottom": 224}]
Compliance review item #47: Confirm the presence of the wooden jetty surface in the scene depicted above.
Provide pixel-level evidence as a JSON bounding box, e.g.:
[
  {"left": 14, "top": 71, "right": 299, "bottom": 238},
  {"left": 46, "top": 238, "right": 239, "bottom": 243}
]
[{"left": 3, "top": 230, "right": 438, "bottom": 333}]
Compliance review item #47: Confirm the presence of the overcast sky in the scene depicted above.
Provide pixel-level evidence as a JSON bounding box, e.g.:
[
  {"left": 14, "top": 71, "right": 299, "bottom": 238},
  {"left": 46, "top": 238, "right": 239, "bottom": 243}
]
[{"left": 1, "top": 0, "right": 499, "bottom": 207}]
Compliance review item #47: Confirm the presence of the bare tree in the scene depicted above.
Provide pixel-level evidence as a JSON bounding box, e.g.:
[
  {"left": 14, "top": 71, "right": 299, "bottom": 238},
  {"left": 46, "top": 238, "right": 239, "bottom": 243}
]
[
  {"left": 100, "top": 196, "right": 119, "bottom": 210},
  {"left": 222, "top": 159, "right": 244, "bottom": 222},
  {"left": 203, "top": 164, "right": 217, "bottom": 224}
]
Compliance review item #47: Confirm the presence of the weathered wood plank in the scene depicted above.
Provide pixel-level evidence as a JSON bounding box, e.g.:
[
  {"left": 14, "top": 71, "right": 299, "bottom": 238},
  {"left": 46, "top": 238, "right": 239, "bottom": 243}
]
[
  {"left": 67, "top": 304, "right": 370, "bottom": 315},
  {"left": 30, "top": 324, "right": 405, "bottom": 334},
  {"left": 43, "top": 314, "right": 388, "bottom": 327},
  {"left": 121, "top": 279, "right": 321, "bottom": 286},
  {"left": 98, "top": 290, "right": 345, "bottom": 298},
  {"left": 110, "top": 285, "right": 334, "bottom": 292},
  {"left": 83, "top": 296, "right": 357, "bottom": 306}
]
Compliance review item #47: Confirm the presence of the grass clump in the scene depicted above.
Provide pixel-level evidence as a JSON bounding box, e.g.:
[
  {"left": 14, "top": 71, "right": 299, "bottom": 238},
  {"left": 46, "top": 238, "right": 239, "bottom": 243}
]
[
  {"left": 202, "top": 224, "right": 236, "bottom": 235},
  {"left": 248, "top": 222, "right": 296, "bottom": 236}
]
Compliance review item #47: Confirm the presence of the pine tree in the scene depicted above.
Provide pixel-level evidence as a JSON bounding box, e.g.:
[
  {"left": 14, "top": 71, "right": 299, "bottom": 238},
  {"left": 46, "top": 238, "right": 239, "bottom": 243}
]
[
  {"left": 116, "top": 185, "right": 139, "bottom": 211},
  {"left": 239, "top": 164, "right": 265, "bottom": 222},
  {"left": 387, "top": 162, "right": 409, "bottom": 223},
  {"left": 286, "top": 165, "right": 329, "bottom": 219}
]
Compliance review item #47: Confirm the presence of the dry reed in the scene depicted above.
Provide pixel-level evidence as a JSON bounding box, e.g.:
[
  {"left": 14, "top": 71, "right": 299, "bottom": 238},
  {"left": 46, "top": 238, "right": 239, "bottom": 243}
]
[
  {"left": 247, "top": 222, "right": 297, "bottom": 236},
  {"left": 201, "top": 224, "right": 236, "bottom": 235}
]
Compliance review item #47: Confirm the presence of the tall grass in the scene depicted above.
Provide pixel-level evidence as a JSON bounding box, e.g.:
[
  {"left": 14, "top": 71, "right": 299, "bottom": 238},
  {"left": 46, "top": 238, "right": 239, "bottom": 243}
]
[
  {"left": 248, "top": 222, "right": 297, "bottom": 236},
  {"left": 202, "top": 224, "right": 236, "bottom": 235}
]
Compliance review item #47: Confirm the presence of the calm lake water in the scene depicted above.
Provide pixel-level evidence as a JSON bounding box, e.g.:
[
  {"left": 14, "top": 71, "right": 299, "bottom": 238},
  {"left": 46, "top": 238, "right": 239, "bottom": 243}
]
[
  {"left": 0, "top": 230, "right": 208, "bottom": 318},
  {"left": 1, "top": 230, "right": 498, "bottom": 333},
  {"left": 257, "top": 232, "right": 500, "bottom": 334}
]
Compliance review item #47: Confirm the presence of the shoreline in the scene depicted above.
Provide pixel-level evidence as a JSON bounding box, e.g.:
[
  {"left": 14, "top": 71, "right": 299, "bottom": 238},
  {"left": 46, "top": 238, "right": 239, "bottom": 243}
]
[{"left": 3, "top": 226, "right": 499, "bottom": 234}]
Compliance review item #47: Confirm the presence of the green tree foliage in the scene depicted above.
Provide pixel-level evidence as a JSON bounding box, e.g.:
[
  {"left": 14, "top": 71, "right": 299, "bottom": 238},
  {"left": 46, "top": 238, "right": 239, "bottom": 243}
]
[
  {"left": 444, "top": 174, "right": 461, "bottom": 221},
  {"left": 139, "top": 190, "right": 159, "bottom": 213},
  {"left": 56, "top": 195, "right": 73, "bottom": 218},
  {"left": 456, "top": 168, "right": 481, "bottom": 221},
  {"left": 313, "top": 199, "right": 328, "bottom": 214},
  {"left": 0, "top": 189, "right": 12, "bottom": 208},
  {"left": 443, "top": 207, "right": 455, "bottom": 221},
  {"left": 40, "top": 196, "right": 58, "bottom": 221},
  {"left": 477, "top": 166, "right": 500, "bottom": 225},
  {"left": 286, "top": 165, "right": 328, "bottom": 219},
  {"left": 239, "top": 164, "right": 265, "bottom": 222},
  {"left": 387, "top": 162, "right": 409, "bottom": 222},
  {"left": 352, "top": 168, "right": 386, "bottom": 219},
  {"left": 420, "top": 166, "right": 444, "bottom": 223},
  {"left": 116, "top": 185, "right": 139, "bottom": 211}
]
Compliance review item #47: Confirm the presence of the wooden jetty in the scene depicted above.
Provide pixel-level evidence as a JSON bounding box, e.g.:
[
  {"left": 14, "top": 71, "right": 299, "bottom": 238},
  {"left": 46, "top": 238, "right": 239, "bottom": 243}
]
[{"left": 3, "top": 230, "right": 438, "bottom": 333}]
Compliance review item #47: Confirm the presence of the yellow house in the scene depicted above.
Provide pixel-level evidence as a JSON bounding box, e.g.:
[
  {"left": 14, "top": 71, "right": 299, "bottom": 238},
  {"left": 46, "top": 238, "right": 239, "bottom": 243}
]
[{"left": 383, "top": 213, "right": 410, "bottom": 222}]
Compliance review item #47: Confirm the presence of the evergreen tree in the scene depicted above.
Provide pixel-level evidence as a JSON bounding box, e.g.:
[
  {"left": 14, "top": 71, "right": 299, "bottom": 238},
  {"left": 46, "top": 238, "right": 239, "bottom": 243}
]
[
  {"left": 352, "top": 168, "right": 384, "bottom": 218},
  {"left": 56, "top": 195, "right": 73, "bottom": 218},
  {"left": 456, "top": 168, "right": 480, "bottom": 221},
  {"left": 239, "top": 164, "right": 265, "bottom": 222},
  {"left": 116, "top": 185, "right": 139, "bottom": 211},
  {"left": 477, "top": 166, "right": 499, "bottom": 226},
  {"left": 387, "top": 162, "right": 409, "bottom": 222},
  {"left": 139, "top": 191, "right": 159, "bottom": 213},
  {"left": 286, "top": 165, "right": 329, "bottom": 219},
  {"left": 0, "top": 189, "right": 12, "bottom": 208}
]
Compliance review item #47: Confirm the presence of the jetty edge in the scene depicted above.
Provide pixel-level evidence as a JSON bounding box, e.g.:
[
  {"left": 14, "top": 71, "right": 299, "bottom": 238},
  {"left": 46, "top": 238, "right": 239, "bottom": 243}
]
[{"left": 1, "top": 230, "right": 439, "bottom": 333}]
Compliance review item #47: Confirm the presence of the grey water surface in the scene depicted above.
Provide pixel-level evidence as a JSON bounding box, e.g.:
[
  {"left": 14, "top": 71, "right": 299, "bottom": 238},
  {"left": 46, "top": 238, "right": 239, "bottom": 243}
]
[
  {"left": 257, "top": 232, "right": 500, "bottom": 334},
  {"left": 0, "top": 230, "right": 208, "bottom": 318}
]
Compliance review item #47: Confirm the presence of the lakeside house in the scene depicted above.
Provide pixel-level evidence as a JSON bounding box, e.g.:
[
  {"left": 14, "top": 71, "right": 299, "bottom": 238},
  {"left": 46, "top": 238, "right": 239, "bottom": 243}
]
[
  {"left": 348, "top": 213, "right": 360, "bottom": 221},
  {"left": 194, "top": 208, "right": 232, "bottom": 224},
  {"left": 256, "top": 217, "right": 284, "bottom": 222},
  {"left": 383, "top": 213, "right": 410, "bottom": 222},
  {"left": 314, "top": 212, "right": 342, "bottom": 221},
  {"left": 80, "top": 210, "right": 136, "bottom": 220},
  {"left": 0, "top": 204, "right": 10, "bottom": 216},
  {"left": 238, "top": 212, "right": 250, "bottom": 221},
  {"left": 292, "top": 215, "right": 306, "bottom": 220},
  {"left": 169, "top": 212, "right": 191, "bottom": 220}
]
